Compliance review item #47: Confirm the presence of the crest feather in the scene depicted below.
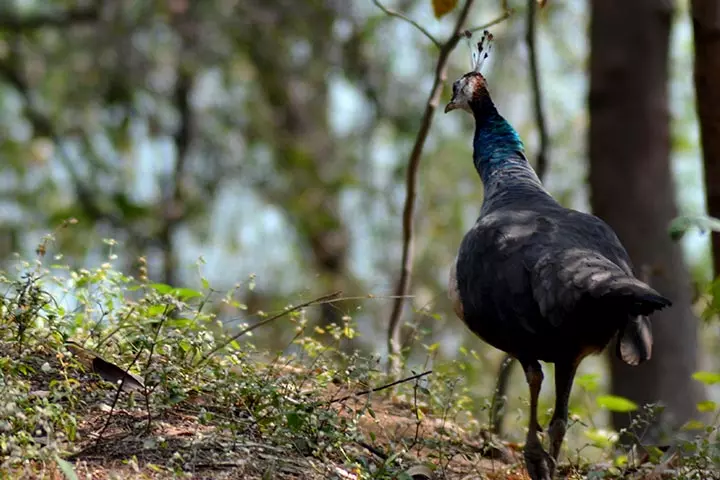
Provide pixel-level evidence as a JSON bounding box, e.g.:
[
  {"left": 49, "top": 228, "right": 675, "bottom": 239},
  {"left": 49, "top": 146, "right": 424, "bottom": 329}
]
[{"left": 472, "top": 30, "right": 494, "bottom": 73}]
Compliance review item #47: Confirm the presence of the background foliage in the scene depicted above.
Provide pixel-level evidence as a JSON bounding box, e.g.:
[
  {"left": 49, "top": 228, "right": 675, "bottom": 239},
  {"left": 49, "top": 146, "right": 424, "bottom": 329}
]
[{"left": 0, "top": 0, "right": 719, "bottom": 477}]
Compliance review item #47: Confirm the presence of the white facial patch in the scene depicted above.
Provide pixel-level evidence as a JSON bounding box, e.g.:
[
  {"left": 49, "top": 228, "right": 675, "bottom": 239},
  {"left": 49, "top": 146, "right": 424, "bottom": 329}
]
[{"left": 450, "top": 76, "right": 481, "bottom": 113}]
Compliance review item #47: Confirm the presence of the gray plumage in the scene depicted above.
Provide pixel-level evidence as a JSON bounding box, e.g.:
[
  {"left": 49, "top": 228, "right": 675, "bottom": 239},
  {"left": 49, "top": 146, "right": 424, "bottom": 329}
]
[
  {"left": 444, "top": 62, "right": 670, "bottom": 480},
  {"left": 454, "top": 174, "right": 669, "bottom": 366}
]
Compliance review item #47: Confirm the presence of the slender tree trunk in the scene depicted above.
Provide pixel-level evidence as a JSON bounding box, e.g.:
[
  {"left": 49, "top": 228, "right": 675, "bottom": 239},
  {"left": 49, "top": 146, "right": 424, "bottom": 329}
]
[
  {"left": 589, "top": 0, "right": 702, "bottom": 438},
  {"left": 691, "top": 0, "right": 720, "bottom": 276},
  {"left": 242, "top": 1, "right": 351, "bottom": 331},
  {"left": 309, "top": 226, "right": 349, "bottom": 328}
]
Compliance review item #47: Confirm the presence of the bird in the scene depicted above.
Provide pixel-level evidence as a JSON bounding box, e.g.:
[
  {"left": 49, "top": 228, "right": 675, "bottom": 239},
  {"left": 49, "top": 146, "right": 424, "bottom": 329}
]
[{"left": 444, "top": 33, "right": 671, "bottom": 480}]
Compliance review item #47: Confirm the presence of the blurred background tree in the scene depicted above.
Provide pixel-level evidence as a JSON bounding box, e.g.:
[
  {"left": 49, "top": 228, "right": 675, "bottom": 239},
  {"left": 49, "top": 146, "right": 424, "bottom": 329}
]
[
  {"left": 0, "top": 0, "right": 717, "bottom": 447},
  {"left": 589, "top": 0, "right": 702, "bottom": 439}
]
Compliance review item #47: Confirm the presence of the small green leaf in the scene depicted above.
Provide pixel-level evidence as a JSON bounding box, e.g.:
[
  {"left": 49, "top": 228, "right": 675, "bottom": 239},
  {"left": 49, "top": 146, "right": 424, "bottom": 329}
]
[
  {"left": 613, "top": 454, "right": 628, "bottom": 467},
  {"left": 55, "top": 456, "right": 79, "bottom": 480},
  {"left": 646, "top": 445, "right": 665, "bottom": 463},
  {"left": 149, "top": 283, "right": 174, "bottom": 294},
  {"left": 596, "top": 395, "right": 638, "bottom": 412},
  {"left": 576, "top": 373, "right": 600, "bottom": 393},
  {"left": 696, "top": 400, "right": 717, "bottom": 413},
  {"left": 286, "top": 411, "right": 303, "bottom": 430},
  {"left": 173, "top": 288, "right": 202, "bottom": 300},
  {"left": 584, "top": 428, "right": 618, "bottom": 448},
  {"left": 385, "top": 451, "right": 402, "bottom": 466},
  {"left": 201, "top": 277, "right": 210, "bottom": 290},
  {"left": 692, "top": 371, "right": 720, "bottom": 385},
  {"left": 669, "top": 215, "right": 720, "bottom": 241},
  {"left": 425, "top": 342, "right": 440, "bottom": 353},
  {"left": 432, "top": 0, "right": 458, "bottom": 18},
  {"left": 146, "top": 305, "right": 167, "bottom": 317}
]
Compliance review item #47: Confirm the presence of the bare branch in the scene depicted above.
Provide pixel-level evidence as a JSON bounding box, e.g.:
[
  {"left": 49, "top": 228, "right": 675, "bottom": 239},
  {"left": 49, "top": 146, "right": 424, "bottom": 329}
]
[
  {"left": 198, "top": 291, "right": 343, "bottom": 365},
  {"left": 386, "top": 0, "right": 512, "bottom": 377},
  {"left": 526, "top": 0, "right": 549, "bottom": 180},
  {"left": 95, "top": 305, "right": 172, "bottom": 446},
  {"left": 329, "top": 370, "right": 432, "bottom": 404},
  {"left": 0, "top": 7, "right": 98, "bottom": 30},
  {"left": 467, "top": 8, "right": 514, "bottom": 34},
  {"left": 372, "top": 0, "right": 441, "bottom": 49}
]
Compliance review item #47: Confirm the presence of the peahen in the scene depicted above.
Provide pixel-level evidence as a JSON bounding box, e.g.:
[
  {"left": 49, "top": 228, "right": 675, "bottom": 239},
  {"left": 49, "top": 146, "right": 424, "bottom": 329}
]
[{"left": 444, "top": 35, "right": 671, "bottom": 480}]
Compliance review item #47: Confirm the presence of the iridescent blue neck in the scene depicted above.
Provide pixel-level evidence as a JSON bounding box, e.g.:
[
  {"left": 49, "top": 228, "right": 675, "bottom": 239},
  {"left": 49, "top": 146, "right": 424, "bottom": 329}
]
[{"left": 470, "top": 96, "right": 532, "bottom": 184}]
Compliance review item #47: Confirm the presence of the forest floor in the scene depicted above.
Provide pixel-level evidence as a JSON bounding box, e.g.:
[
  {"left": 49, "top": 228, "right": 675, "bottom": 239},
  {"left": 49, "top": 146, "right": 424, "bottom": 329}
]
[
  {"left": 3, "top": 339, "right": 538, "bottom": 480},
  {"left": 4, "top": 339, "right": 701, "bottom": 480},
  {"left": 2, "top": 269, "right": 716, "bottom": 479}
]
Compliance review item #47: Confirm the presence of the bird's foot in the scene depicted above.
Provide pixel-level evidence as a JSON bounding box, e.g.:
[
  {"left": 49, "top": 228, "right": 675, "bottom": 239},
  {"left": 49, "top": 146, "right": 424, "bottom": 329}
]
[{"left": 524, "top": 441, "right": 555, "bottom": 480}]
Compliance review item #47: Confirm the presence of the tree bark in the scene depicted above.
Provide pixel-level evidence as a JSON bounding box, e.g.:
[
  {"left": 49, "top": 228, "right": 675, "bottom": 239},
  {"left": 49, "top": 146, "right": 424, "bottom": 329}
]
[
  {"left": 588, "top": 0, "right": 702, "bottom": 438},
  {"left": 691, "top": 0, "right": 720, "bottom": 276},
  {"left": 242, "top": 0, "right": 350, "bottom": 331}
]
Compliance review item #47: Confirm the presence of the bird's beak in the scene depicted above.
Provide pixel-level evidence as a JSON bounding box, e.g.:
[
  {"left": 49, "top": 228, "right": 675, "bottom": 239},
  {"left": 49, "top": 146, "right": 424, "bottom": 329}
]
[{"left": 444, "top": 100, "right": 457, "bottom": 114}]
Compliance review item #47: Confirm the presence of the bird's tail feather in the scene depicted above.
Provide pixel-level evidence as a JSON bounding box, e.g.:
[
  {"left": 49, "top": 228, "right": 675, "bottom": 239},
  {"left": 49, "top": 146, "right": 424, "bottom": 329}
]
[
  {"left": 595, "top": 273, "right": 670, "bottom": 366},
  {"left": 597, "top": 276, "right": 672, "bottom": 316},
  {"left": 616, "top": 315, "right": 652, "bottom": 366}
]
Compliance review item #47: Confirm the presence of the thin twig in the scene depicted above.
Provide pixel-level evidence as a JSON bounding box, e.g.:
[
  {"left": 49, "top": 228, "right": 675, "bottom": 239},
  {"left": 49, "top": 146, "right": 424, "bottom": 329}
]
[
  {"left": 329, "top": 370, "right": 432, "bottom": 404},
  {"left": 372, "top": 0, "right": 441, "bottom": 48},
  {"left": 95, "top": 305, "right": 172, "bottom": 445},
  {"left": 198, "top": 291, "right": 342, "bottom": 365},
  {"left": 409, "top": 373, "right": 423, "bottom": 451},
  {"left": 526, "top": 0, "right": 549, "bottom": 180},
  {"left": 386, "top": 0, "right": 512, "bottom": 377},
  {"left": 490, "top": 0, "right": 550, "bottom": 435},
  {"left": 93, "top": 307, "right": 137, "bottom": 351},
  {"left": 142, "top": 305, "right": 174, "bottom": 433},
  {"left": 357, "top": 441, "right": 388, "bottom": 460},
  {"left": 467, "top": 9, "right": 514, "bottom": 34},
  {"left": 219, "top": 293, "right": 411, "bottom": 332}
]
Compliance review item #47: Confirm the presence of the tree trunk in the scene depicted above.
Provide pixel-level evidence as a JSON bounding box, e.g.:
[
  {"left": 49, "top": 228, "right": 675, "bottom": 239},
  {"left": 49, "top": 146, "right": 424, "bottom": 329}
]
[
  {"left": 691, "top": 0, "right": 720, "bottom": 276},
  {"left": 588, "top": 0, "right": 702, "bottom": 438},
  {"left": 242, "top": 1, "right": 351, "bottom": 331}
]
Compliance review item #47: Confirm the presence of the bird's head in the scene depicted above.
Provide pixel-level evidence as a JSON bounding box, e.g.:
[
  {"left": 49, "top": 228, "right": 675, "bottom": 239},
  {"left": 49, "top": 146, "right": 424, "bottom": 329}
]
[
  {"left": 444, "top": 31, "right": 493, "bottom": 115},
  {"left": 444, "top": 72, "right": 489, "bottom": 114}
]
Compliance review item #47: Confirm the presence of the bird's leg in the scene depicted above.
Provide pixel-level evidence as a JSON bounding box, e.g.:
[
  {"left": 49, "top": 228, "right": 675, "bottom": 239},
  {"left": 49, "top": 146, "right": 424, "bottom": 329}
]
[
  {"left": 522, "top": 360, "right": 552, "bottom": 480},
  {"left": 547, "top": 359, "right": 580, "bottom": 474}
]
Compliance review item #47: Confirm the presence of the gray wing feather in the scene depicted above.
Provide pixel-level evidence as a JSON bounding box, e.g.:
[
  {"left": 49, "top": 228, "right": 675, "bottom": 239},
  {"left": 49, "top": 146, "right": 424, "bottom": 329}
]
[{"left": 531, "top": 248, "right": 631, "bottom": 326}]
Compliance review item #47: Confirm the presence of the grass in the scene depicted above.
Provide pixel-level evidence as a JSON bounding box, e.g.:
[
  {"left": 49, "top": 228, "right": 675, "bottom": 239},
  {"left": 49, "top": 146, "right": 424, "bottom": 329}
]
[{"left": 0, "top": 233, "right": 718, "bottom": 479}]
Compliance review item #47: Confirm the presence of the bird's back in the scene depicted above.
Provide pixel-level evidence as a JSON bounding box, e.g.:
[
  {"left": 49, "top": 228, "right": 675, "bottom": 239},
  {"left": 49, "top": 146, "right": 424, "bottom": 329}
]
[{"left": 455, "top": 183, "right": 651, "bottom": 362}]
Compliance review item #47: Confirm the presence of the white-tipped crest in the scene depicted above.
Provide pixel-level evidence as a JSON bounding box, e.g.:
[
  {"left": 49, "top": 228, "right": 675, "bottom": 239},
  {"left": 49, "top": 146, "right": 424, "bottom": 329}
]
[
  {"left": 467, "top": 32, "right": 479, "bottom": 70},
  {"left": 446, "top": 30, "right": 494, "bottom": 115},
  {"left": 473, "top": 30, "right": 494, "bottom": 73}
]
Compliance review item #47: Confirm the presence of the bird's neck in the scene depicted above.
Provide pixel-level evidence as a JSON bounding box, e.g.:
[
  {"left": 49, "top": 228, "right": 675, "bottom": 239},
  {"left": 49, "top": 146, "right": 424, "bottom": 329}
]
[{"left": 470, "top": 96, "right": 539, "bottom": 186}]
